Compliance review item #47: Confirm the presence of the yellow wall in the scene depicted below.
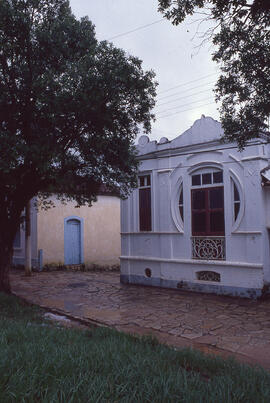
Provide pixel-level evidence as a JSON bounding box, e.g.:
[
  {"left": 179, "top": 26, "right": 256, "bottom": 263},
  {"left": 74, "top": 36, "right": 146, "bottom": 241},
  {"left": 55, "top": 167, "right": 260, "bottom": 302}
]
[{"left": 37, "top": 195, "right": 120, "bottom": 266}]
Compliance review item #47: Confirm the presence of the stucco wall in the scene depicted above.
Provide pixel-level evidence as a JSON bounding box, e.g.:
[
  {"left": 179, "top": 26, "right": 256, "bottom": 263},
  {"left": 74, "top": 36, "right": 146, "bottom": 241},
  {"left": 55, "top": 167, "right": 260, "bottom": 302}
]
[{"left": 37, "top": 195, "right": 120, "bottom": 266}]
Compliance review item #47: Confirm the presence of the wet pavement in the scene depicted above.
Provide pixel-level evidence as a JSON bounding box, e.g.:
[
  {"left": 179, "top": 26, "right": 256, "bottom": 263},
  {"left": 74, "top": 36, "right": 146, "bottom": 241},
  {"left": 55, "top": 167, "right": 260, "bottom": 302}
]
[{"left": 10, "top": 269, "right": 270, "bottom": 370}]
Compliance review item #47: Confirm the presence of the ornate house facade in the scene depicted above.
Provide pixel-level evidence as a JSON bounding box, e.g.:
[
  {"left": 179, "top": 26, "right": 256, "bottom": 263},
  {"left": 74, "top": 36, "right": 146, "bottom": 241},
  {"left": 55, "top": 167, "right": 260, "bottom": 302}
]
[{"left": 120, "top": 115, "right": 270, "bottom": 298}]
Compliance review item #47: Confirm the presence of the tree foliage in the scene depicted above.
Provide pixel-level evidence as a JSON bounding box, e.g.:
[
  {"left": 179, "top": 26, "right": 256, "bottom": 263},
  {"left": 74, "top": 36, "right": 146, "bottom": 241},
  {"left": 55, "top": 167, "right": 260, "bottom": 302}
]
[
  {"left": 0, "top": 0, "right": 156, "bottom": 292},
  {"left": 158, "top": 0, "right": 270, "bottom": 148}
]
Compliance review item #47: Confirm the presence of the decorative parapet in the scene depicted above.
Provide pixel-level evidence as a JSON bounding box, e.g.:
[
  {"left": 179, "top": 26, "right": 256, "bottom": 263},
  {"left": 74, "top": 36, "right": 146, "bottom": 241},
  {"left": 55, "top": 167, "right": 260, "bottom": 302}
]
[{"left": 191, "top": 236, "right": 225, "bottom": 260}]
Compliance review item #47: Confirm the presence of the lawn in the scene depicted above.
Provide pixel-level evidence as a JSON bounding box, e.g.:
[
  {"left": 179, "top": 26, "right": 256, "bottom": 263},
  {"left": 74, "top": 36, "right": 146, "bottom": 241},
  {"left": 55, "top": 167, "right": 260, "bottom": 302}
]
[{"left": 0, "top": 292, "right": 270, "bottom": 402}]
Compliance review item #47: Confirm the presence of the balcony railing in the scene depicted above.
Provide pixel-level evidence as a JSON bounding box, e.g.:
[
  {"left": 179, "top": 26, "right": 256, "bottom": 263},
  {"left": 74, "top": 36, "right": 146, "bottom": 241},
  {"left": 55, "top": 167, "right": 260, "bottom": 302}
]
[{"left": 191, "top": 236, "right": 225, "bottom": 260}]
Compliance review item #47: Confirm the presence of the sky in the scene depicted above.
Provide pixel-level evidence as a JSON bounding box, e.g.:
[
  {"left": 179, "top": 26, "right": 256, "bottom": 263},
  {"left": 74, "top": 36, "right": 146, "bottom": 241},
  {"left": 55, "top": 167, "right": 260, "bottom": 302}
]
[{"left": 69, "top": 0, "right": 220, "bottom": 142}]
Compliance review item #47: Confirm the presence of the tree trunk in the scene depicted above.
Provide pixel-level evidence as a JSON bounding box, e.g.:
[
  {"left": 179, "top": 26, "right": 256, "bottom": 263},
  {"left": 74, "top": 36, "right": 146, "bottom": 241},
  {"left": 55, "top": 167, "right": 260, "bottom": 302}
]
[{"left": 0, "top": 244, "right": 13, "bottom": 294}]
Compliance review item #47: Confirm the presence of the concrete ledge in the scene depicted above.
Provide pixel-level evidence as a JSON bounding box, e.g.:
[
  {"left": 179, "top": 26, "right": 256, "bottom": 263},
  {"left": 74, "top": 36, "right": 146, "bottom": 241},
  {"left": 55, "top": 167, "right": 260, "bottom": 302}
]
[
  {"left": 120, "top": 256, "right": 263, "bottom": 269},
  {"left": 120, "top": 274, "right": 262, "bottom": 299}
]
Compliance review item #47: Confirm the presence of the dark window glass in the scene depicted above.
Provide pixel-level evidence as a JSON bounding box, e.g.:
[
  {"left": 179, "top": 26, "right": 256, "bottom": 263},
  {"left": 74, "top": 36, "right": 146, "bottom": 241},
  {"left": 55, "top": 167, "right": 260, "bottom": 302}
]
[
  {"left": 179, "top": 188, "right": 183, "bottom": 204},
  {"left": 234, "top": 203, "right": 240, "bottom": 220},
  {"left": 202, "top": 173, "right": 211, "bottom": 185},
  {"left": 193, "top": 212, "right": 206, "bottom": 233},
  {"left": 210, "top": 211, "right": 225, "bottom": 233},
  {"left": 234, "top": 183, "right": 240, "bottom": 201},
  {"left": 192, "top": 190, "right": 205, "bottom": 210},
  {"left": 209, "top": 188, "right": 223, "bottom": 209},
  {"left": 139, "top": 176, "right": 144, "bottom": 187},
  {"left": 192, "top": 174, "right": 201, "bottom": 186},
  {"left": 139, "top": 188, "right": 151, "bottom": 231},
  {"left": 146, "top": 175, "right": 151, "bottom": 186},
  {"left": 13, "top": 228, "right": 21, "bottom": 248},
  {"left": 213, "top": 171, "right": 223, "bottom": 183},
  {"left": 179, "top": 206, "right": 184, "bottom": 221},
  {"left": 179, "top": 187, "right": 184, "bottom": 222}
]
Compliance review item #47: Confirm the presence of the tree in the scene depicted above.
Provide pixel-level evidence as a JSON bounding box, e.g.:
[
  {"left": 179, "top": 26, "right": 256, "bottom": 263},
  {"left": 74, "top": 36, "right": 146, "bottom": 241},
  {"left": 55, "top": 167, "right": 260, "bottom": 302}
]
[
  {"left": 0, "top": 0, "right": 156, "bottom": 293},
  {"left": 158, "top": 0, "right": 270, "bottom": 148}
]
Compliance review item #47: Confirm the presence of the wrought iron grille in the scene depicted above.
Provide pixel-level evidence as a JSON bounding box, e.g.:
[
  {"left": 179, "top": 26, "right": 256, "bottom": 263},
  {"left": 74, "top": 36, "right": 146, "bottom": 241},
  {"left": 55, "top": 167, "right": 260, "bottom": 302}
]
[
  {"left": 197, "top": 271, "right": 221, "bottom": 282},
  {"left": 191, "top": 236, "right": 225, "bottom": 260}
]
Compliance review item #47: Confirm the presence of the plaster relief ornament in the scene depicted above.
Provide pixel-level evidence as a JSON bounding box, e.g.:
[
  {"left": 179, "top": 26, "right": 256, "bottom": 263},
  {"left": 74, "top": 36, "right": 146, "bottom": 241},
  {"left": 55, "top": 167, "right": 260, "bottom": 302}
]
[{"left": 138, "top": 135, "right": 150, "bottom": 146}]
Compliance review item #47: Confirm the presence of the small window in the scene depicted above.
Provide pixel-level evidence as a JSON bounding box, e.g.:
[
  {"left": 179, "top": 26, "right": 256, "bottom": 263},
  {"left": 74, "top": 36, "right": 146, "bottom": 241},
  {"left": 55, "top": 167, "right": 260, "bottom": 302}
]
[
  {"left": 139, "top": 174, "right": 151, "bottom": 231},
  {"left": 233, "top": 182, "right": 240, "bottom": 221},
  {"left": 202, "top": 173, "right": 211, "bottom": 185},
  {"left": 179, "top": 186, "right": 184, "bottom": 222},
  {"left": 213, "top": 171, "right": 223, "bottom": 184}
]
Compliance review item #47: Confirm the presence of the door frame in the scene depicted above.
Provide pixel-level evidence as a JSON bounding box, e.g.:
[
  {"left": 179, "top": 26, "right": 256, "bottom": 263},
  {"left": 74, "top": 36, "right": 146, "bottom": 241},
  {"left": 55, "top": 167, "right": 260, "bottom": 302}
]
[{"left": 64, "top": 216, "right": 84, "bottom": 265}]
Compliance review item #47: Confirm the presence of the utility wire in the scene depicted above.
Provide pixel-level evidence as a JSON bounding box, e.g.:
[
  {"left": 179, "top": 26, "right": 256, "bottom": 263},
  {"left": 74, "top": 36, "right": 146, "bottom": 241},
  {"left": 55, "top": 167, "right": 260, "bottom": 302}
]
[
  {"left": 156, "top": 80, "right": 216, "bottom": 101},
  {"left": 156, "top": 88, "right": 214, "bottom": 108},
  {"left": 156, "top": 101, "right": 216, "bottom": 119},
  {"left": 157, "top": 72, "right": 218, "bottom": 95},
  {"left": 107, "top": 19, "right": 165, "bottom": 41},
  {"left": 156, "top": 97, "right": 214, "bottom": 116}
]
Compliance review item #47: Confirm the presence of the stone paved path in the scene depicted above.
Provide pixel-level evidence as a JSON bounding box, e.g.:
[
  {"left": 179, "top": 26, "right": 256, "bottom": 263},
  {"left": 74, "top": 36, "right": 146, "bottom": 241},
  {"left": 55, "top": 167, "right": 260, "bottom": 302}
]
[{"left": 10, "top": 269, "right": 270, "bottom": 370}]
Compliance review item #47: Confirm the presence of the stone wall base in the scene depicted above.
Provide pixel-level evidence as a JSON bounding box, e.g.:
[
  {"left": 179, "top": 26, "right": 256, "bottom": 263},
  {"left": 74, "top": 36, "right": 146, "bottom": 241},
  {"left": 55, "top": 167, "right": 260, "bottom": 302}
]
[{"left": 120, "top": 274, "right": 262, "bottom": 299}]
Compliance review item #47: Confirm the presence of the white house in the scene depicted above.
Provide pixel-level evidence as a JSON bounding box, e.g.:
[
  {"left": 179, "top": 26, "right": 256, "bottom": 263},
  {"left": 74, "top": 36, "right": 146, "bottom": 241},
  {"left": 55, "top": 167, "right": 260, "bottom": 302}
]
[{"left": 120, "top": 115, "right": 270, "bottom": 298}]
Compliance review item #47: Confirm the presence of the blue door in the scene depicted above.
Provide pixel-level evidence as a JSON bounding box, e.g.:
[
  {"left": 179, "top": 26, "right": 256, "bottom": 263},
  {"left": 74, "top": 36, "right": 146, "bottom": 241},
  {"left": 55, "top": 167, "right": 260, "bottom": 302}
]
[{"left": 65, "top": 219, "right": 81, "bottom": 264}]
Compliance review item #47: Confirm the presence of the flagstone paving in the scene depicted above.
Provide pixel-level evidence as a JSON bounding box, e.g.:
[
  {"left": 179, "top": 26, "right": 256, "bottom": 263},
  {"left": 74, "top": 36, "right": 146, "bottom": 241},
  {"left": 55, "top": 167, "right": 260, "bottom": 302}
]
[{"left": 10, "top": 269, "right": 270, "bottom": 369}]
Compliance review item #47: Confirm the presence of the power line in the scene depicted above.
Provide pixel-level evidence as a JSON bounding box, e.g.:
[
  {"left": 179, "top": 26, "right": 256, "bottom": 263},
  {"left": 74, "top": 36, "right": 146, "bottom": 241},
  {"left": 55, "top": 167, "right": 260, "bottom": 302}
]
[
  {"left": 156, "top": 88, "right": 214, "bottom": 108},
  {"left": 106, "top": 19, "right": 165, "bottom": 41},
  {"left": 156, "top": 97, "right": 214, "bottom": 116},
  {"left": 156, "top": 80, "right": 216, "bottom": 101},
  {"left": 155, "top": 101, "right": 216, "bottom": 119},
  {"left": 157, "top": 72, "right": 218, "bottom": 95}
]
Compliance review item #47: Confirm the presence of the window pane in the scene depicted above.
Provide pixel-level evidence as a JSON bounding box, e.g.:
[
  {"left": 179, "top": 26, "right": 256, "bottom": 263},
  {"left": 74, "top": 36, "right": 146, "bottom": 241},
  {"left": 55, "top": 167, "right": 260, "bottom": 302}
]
[
  {"left": 234, "top": 183, "right": 240, "bottom": 201},
  {"left": 192, "top": 190, "right": 205, "bottom": 209},
  {"left": 193, "top": 212, "right": 206, "bottom": 233},
  {"left": 209, "top": 188, "right": 223, "bottom": 209},
  {"left": 139, "top": 188, "right": 151, "bottom": 231},
  {"left": 146, "top": 175, "right": 151, "bottom": 186},
  {"left": 179, "top": 188, "right": 183, "bottom": 204},
  {"left": 234, "top": 202, "right": 240, "bottom": 220},
  {"left": 139, "top": 177, "right": 144, "bottom": 187},
  {"left": 202, "top": 173, "right": 211, "bottom": 185},
  {"left": 179, "top": 206, "right": 184, "bottom": 221},
  {"left": 213, "top": 172, "right": 223, "bottom": 183},
  {"left": 192, "top": 174, "right": 201, "bottom": 186},
  {"left": 210, "top": 211, "right": 225, "bottom": 233}
]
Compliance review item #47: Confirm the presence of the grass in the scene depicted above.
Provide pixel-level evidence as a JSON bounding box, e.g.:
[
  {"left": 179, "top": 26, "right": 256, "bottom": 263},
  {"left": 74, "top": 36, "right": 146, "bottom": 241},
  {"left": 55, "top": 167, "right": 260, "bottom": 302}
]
[{"left": 1, "top": 292, "right": 270, "bottom": 402}]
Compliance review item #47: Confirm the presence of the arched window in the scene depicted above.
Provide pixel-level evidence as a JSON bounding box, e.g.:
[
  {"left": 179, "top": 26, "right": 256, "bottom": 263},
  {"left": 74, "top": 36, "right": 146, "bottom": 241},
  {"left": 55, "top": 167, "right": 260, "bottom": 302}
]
[
  {"left": 178, "top": 184, "right": 184, "bottom": 222},
  {"left": 233, "top": 182, "right": 240, "bottom": 222},
  {"left": 230, "top": 173, "right": 243, "bottom": 231},
  {"left": 170, "top": 176, "right": 184, "bottom": 232}
]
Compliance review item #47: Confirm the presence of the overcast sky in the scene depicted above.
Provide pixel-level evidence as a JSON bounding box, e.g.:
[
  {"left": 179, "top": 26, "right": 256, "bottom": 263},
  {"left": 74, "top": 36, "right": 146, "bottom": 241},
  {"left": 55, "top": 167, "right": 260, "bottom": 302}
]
[{"left": 69, "top": 0, "right": 220, "bottom": 142}]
